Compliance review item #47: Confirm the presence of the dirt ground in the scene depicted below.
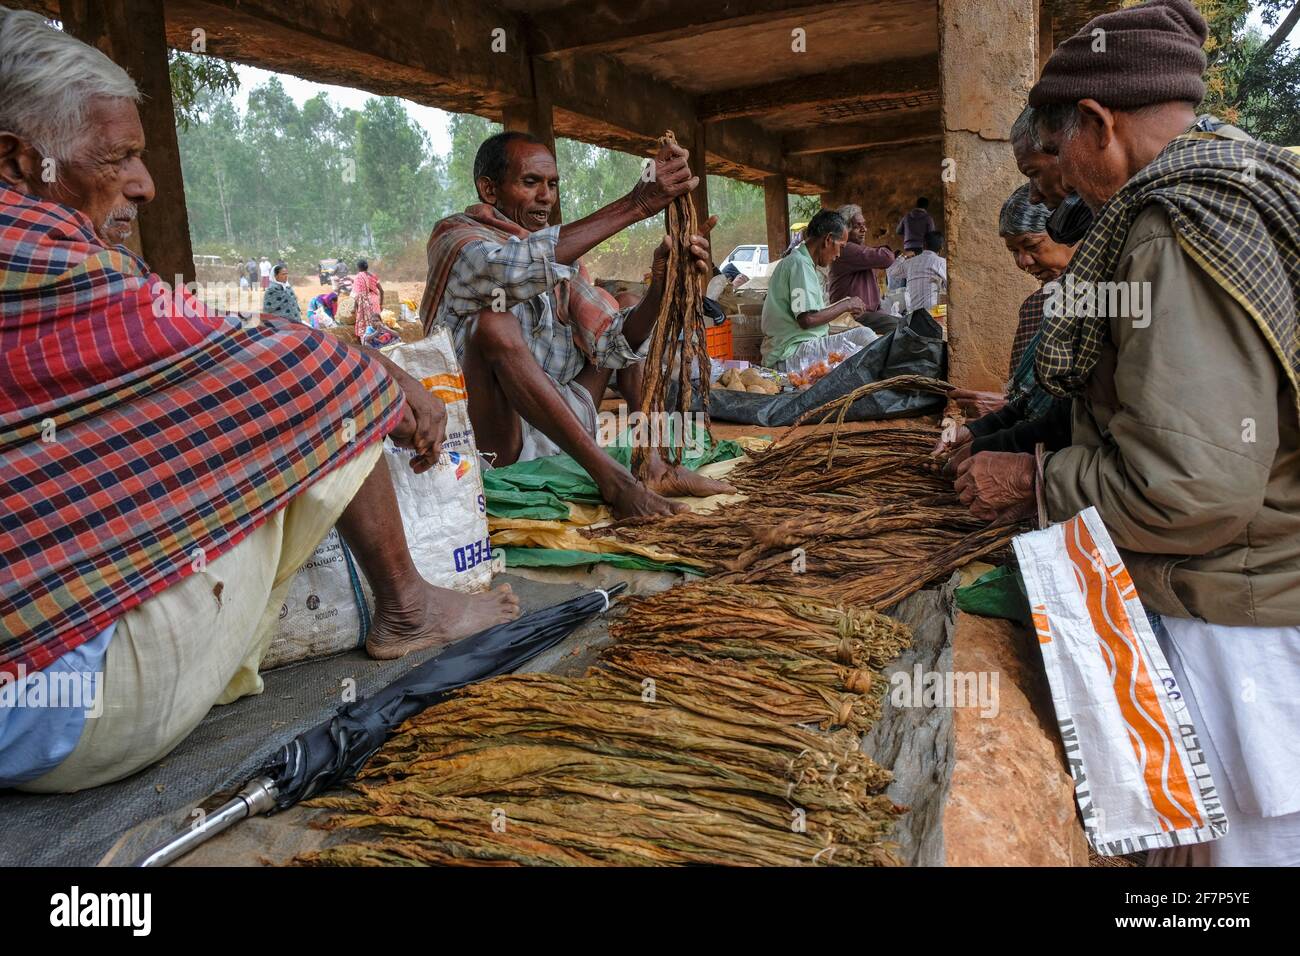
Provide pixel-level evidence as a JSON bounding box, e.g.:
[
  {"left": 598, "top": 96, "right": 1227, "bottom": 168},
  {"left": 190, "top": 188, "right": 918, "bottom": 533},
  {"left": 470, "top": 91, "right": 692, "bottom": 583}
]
[{"left": 288, "top": 277, "right": 427, "bottom": 312}]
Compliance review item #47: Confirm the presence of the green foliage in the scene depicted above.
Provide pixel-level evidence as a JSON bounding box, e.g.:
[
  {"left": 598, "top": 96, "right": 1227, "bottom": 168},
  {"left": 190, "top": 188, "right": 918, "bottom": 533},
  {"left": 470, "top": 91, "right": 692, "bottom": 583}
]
[
  {"left": 168, "top": 51, "right": 239, "bottom": 130},
  {"left": 178, "top": 66, "right": 778, "bottom": 278},
  {"left": 444, "top": 112, "right": 502, "bottom": 211},
  {"left": 179, "top": 71, "right": 443, "bottom": 268},
  {"left": 1192, "top": 0, "right": 1300, "bottom": 144}
]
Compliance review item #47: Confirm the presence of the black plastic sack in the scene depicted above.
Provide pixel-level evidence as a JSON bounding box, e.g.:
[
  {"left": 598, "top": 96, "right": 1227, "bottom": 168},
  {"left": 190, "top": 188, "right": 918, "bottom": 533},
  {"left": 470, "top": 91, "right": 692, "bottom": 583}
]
[{"left": 706, "top": 310, "right": 947, "bottom": 426}]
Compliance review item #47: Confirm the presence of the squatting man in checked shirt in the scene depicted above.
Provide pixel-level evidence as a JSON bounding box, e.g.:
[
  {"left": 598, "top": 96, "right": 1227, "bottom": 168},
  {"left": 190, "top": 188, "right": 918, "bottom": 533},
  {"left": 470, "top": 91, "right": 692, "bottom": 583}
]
[
  {"left": 0, "top": 8, "right": 518, "bottom": 794},
  {"left": 419, "top": 131, "right": 734, "bottom": 519}
]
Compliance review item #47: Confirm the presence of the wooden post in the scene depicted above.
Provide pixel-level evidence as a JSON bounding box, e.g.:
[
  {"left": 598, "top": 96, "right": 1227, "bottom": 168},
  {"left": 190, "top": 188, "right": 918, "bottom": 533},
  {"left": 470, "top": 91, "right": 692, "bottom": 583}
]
[
  {"left": 1037, "top": 0, "right": 1056, "bottom": 74},
  {"left": 688, "top": 121, "right": 710, "bottom": 228},
  {"left": 763, "top": 174, "right": 789, "bottom": 261},
  {"left": 62, "top": 0, "right": 195, "bottom": 284}
]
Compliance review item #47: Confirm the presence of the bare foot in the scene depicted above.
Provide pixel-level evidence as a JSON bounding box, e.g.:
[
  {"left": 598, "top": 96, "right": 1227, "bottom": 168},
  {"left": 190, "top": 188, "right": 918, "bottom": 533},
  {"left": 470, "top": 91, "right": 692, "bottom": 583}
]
[
  {"left": 608, "top": 480, "right": 689, "bottom": 520},
  {"left": 366, "top": 582, "right": 520, "bottom": 660},
  {"left": 642, "top": 456, "right": 736, "bottom": 498}
]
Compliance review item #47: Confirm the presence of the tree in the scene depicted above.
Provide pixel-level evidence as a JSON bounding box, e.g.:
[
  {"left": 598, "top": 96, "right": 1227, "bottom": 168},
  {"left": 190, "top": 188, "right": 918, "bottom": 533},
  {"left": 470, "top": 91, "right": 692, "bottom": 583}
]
[
  {"left": 354, "top": 97, "right": 443, "bottom": 256},
  {"left": 168, "top": 51, "right": 239, "bottom": 130},
  {"left": 1190, "top": 0, "right": 1300, "bottom": 144},
  {"left": 444, "top": 112, "right": 502, "bottom": 211}
]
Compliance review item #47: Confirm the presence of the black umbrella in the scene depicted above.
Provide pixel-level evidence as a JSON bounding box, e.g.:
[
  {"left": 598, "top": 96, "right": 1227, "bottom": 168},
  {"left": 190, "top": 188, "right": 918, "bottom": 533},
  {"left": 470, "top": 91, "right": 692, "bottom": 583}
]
[{"left": 135, "top": 584, "right": 626, "bottom": 866}]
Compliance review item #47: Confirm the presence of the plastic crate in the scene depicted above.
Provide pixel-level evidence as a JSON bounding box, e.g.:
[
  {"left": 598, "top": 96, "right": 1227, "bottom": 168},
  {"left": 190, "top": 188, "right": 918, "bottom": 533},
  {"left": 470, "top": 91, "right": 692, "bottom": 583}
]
[{"left": 705, "top": 320, "right": 733, "bottom": 360}]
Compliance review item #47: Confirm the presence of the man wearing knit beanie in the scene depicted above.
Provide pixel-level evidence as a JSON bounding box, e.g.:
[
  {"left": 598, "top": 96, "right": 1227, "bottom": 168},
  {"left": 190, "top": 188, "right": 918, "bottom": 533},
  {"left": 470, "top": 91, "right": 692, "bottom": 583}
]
[
  {"left": 956, "top": 0, "right": 1300, "bottom": 867},
  {"left": 1028, "top": 0, "right": 1208, "bottom": 212}
]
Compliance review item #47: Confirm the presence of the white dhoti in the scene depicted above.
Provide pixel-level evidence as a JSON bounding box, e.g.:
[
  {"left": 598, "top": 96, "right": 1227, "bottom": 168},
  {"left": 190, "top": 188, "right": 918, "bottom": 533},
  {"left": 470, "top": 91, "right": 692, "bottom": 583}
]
[
  {"left": 19, "top": 442, "right": 382, "bottom": 794},
  {"left": 1148, "top": 615, "right": 1300, "bottom": 867}
]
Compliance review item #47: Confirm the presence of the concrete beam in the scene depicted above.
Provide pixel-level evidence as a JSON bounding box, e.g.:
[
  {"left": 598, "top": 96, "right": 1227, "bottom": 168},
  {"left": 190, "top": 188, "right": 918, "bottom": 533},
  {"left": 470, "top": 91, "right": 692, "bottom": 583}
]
[
  {"left": 783, "top": 112, "right": 942, "bottom": 156},
  {"left": 62, "top": 0, "right": 195, "bottom": 283},
  {"left": 538, "top": 55, "right": 834, "bottom": 193},
  {"left": 24, "top": 0, "right": 837, "bottom": 206},
  {"left": 168, "top": 0, "right": 529, "bottom": 114},
  {"left": 528, "top": 0, "right": 851, "bottom": 59},
  {"left": 698, "top": 55, "right": 937, "bottom": 122}
]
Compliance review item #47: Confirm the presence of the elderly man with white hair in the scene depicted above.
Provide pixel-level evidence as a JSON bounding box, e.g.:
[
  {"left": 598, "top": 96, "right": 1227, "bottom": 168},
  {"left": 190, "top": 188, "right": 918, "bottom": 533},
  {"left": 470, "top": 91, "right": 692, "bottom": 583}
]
[
  {"left": 0, "top": 8, "right": 518, "bottom": 794},
  {"left": 827, "top": 202, "right": 897, "bottom": 336}
]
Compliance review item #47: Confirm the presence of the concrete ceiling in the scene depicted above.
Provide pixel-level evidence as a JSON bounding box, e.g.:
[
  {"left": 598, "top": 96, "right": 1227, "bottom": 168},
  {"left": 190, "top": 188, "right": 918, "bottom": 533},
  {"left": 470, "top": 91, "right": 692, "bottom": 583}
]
[
  {"left": 611, "top": 0, "right": 937, "bottom": 96},
  {"left": 15, "top": 0, "right": 1117, "bottom": 193}
]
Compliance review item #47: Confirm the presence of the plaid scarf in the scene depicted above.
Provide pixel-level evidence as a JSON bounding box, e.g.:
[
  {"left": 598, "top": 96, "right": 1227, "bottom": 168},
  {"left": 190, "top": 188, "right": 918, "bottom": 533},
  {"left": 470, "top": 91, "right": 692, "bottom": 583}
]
[
  {"left": 1035, "top": 120, "right": 1300, "bottom": 418},
  {"left": 418, "top": 203, "right": 616, "bottom": 355},
  {"left": 1008, "top": 286, "right": 1048, "bottom": 379},
  {"left": 0, "top": 187, "right": 403, "bottom": 677}
]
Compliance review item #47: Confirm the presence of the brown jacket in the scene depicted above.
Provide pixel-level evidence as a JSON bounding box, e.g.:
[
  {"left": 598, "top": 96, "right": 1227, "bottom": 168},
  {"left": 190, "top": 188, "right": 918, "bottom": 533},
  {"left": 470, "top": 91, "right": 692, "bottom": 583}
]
[{"left": 1044, "top": 205, "right": 1300, "bottom": 626}]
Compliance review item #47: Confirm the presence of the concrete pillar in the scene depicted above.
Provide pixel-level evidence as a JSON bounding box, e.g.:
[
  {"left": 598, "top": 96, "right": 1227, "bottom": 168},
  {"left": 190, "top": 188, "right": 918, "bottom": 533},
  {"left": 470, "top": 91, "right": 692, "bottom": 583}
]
[
  {"left": 62, "top": 0, "right": 195, "bottom": 284},
  {"left": 937, "top": 0, "right": 1040, "bottom": 390},
  {"left": 763, "top": 174, "right": 789, "bottom": 261}
]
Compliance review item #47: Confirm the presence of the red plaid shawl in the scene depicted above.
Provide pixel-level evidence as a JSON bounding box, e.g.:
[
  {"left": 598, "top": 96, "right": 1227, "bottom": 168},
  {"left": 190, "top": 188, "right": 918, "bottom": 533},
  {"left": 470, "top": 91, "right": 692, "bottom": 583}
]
[
  {"left": 417, "top": 203, "right": 617, "bottom": 352},
  {"left": 0, "top": 187, "right": 403, "bottom": 677}
]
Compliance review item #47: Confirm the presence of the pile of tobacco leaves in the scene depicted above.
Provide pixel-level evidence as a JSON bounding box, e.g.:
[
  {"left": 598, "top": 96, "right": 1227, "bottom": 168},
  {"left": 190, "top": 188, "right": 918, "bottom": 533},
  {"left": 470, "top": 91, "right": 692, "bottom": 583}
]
[
  {"left": 590, "top": 421, "right": 1020, "bottom": 609},
  {"left": 293, "top": 419, "right": 1017, "bottom": 867},
  {"left": 293, "top": 585, "right": 912, "bottom": 867}
]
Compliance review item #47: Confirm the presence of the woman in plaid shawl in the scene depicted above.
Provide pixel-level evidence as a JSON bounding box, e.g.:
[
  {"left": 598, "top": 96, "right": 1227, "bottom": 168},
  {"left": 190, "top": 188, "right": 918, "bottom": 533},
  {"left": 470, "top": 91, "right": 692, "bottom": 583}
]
[
  {"left": 0, "top": 10, "right": 518, "bottom": 792},
  {"left": 955, "top": 0, "right": 1300, "bottom": 866},
  {"left": 940, "top": 185, "right": 1078, "bottom": 463}
]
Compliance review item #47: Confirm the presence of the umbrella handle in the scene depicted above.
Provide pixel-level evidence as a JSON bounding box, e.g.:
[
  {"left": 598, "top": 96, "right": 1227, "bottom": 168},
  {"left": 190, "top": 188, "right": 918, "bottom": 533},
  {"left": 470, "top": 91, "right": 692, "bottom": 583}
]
[{"left": 134, "top": 776, "right": 279, "bottom": 867}]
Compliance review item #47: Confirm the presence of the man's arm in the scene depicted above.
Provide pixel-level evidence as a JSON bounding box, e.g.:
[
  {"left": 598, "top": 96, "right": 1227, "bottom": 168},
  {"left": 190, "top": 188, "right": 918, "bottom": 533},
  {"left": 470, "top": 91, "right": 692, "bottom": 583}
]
[
  {"left": 1044, "top": 215, "right": 1280, "bottom": 554},
  {"left": 445, "top": 139, "right": 699, "bottom": 317},
  {"left": 836, "top": 242, "right": 896, "bottom": 271},
  {"left": 797, "top": 298, "right": 865, "bottom": 330},
  {"left": 552, "top": 139, "right": 698, "bottom": 265}
]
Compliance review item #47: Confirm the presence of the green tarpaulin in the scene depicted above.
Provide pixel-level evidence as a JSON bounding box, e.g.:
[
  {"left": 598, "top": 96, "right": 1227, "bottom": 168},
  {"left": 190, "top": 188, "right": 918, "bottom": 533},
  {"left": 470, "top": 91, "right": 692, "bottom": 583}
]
[
  {"left": 954, "top": 564, "right": 1032, "bottom": 627},
  {"left": 498, "top": 546, "right": 703, "bottom": 575},
  {"left": 483, "top": 430, "right": 746, "bottom": 521}
]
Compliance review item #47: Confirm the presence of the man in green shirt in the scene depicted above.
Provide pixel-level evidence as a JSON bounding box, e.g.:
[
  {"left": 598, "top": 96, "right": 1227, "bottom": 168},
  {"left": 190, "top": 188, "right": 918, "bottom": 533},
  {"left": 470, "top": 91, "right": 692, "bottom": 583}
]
[{"left": 760, "top": 209, "right": 875, "bottom": 369}]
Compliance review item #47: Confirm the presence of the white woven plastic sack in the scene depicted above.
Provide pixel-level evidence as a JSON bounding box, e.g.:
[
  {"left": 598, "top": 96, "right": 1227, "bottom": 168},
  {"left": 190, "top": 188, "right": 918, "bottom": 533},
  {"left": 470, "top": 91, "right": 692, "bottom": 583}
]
[
  {"left": 376, "top": 328, "right": 493, "bottom": 593},
  {"left": 1013, "top": 507, "right": 1228, "bottom": 856},
  {"left": 265, "top": 528, "right": 369, "bottom": 669},
  {"left": 264, "top": 329, "right": 492, "bottom": 669}
]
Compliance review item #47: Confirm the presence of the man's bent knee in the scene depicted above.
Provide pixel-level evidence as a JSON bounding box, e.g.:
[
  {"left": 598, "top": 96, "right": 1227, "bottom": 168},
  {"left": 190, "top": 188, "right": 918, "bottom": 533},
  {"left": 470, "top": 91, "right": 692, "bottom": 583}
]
[{"left": 470, "top": 309, "right": 528, "bottom": 364}]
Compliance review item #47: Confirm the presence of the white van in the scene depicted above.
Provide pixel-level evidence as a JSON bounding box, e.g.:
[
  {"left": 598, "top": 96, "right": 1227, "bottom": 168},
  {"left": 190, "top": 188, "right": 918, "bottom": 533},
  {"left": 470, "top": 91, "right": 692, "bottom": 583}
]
[{"left": 720, "top": 244, "right": 770, "bottom": 279}]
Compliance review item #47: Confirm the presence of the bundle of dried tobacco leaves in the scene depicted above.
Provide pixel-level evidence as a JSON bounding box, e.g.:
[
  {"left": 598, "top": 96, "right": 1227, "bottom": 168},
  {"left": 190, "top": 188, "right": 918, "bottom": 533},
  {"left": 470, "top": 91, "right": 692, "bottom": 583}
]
[
  {"left": 295, "top": 671, "right": 903, "bottom": 867},
  {"left": 631, "top": 129, "right": 709, "bottom": 480},
  {"left": 290, "top": 401, "right": 1012, "bottom": 868},
  {"left": 591, "top": 422, "right": 1020, "bottom": 609}
]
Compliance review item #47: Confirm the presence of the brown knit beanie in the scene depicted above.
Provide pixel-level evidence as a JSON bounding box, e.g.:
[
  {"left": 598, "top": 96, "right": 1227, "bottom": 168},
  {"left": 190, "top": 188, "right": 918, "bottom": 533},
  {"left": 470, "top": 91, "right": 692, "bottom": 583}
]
[{"left": 1028, "top": 0, "right": 1208, "bottom": 109}]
